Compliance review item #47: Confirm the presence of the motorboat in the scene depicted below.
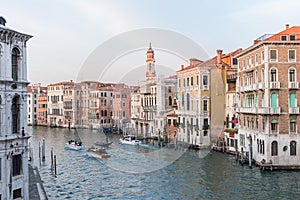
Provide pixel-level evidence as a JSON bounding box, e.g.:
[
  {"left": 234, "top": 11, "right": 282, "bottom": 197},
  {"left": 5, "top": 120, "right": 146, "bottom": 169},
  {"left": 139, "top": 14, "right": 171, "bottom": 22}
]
[
  {"left": 87, "top": 146, "right": 111, "bottom": 159},
  {"left": 119, "top": 136, "right": 142, "bottom": 145},
  {"left": 65, "top": 140, "right": 84, "bottom": 151}
]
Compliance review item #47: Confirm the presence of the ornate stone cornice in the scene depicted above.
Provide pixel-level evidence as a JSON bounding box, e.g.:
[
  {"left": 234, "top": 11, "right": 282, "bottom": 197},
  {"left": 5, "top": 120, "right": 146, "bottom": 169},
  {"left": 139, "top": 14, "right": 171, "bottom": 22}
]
[{"left": 0, "top": 27, "right": 32, "bottom": 45}]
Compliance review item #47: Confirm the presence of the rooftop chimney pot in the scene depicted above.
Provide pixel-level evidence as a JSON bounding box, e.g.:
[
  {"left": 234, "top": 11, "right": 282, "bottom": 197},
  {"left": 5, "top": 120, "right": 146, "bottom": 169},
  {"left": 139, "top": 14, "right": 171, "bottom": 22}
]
[{"left": 286, "top": 24, "right": 289, "bottom": 30}]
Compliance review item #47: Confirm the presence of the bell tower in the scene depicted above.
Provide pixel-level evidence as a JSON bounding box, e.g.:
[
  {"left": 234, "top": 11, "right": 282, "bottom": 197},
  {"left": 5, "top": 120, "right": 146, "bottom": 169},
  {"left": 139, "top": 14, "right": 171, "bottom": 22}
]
[{"left": 146, "top": 43, "right": 156, "bottom": 80}]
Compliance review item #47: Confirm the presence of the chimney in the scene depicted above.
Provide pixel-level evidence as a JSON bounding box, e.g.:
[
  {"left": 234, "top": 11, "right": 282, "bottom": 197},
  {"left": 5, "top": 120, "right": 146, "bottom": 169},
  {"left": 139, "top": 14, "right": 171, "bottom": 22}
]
[
  {"left": 181, "top": 65, "right": 184, "bottom": 70},
  {"left": 216, "top": 49, "right": 223, "bottom": 65},
  {"left": 286, "top": 24, "right": 289, "bottom": 30}
]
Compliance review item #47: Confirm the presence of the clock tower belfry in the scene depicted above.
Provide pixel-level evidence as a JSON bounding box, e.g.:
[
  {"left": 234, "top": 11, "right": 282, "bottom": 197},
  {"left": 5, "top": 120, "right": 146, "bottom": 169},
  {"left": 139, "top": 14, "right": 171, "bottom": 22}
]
[{"left": 146, "top": 43, "right": 156, "bottom": 80}]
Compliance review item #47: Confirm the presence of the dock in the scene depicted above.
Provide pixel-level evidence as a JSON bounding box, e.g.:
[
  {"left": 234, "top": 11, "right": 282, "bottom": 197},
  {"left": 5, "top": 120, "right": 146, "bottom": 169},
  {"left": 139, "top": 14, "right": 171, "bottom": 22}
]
[{"left": 29, "top": 164, "right": 48, "bottom": 200}]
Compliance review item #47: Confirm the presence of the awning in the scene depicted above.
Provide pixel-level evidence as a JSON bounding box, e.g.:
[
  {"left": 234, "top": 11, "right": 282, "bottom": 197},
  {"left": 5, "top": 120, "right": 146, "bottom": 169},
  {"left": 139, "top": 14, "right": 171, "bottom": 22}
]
[
  {"left": 290, "top": 119, "right": 297, "bottom": 122},
  {"left": 271, "top": 119, "right": 278, "bottom": 123},
  {"left": 243, "top": 69, "right": 254, "bottom": 74},
  {"left": 229, "top": 118, "right": 238, "bottom": 124}
]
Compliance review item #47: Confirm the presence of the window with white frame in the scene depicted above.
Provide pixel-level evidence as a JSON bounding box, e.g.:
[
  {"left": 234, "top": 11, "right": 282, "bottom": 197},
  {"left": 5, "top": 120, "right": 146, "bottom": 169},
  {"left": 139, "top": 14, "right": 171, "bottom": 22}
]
[
  {"left": 288, "top": 50, "right": 296, "bottom": 62},
  {"left": 289, "top": 68, "right": 296, "bottom": 82},
  {"left": 203, "top": 74, "right": 208, "bottom": 90},
  {"left": 290, "top": 120, "right": 296, "bottom": 133},
  {"left": 270, "top": 68, "right": 277, "bottom": 82},
  {"left": 270, "top": 50, "right": 277, "bottom": 62}
]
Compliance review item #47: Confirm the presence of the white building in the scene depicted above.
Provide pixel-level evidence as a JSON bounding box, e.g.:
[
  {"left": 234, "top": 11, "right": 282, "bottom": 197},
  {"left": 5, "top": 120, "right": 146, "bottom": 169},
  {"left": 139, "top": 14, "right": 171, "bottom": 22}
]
[
  {"left": 47, "top": 81, "right": 73, "bottom": 127},
  {"left": 131, "top": 44, "right": 177, "bottom": 138},
  {"left": 27, "top": 83, "right": 46, "bottom": 126},
  {"left": 0, "top": 16, "right": 32, "bottom": 199}
]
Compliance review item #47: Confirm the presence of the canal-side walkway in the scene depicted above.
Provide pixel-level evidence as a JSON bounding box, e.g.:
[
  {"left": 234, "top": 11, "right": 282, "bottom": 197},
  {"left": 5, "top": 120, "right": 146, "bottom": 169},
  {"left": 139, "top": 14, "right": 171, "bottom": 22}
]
[{"left": 29, "top": 164, "right": 48, "bottom": 200}]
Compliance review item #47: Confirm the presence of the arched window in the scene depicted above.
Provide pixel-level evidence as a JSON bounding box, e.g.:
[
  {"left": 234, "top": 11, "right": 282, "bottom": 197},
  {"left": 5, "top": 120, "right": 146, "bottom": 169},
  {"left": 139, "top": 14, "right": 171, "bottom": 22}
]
[
  {"left": 12, "top": 48, "right": 20, "bottom": 81},
  {"left": 289, "top": 93, "right": 296, "bottom": 107},
  {"left": 168, "top": 96, "right": 172, "bottom": 106},
  {"left": 12, "top": 96, "right": 20, "bottom": 134},
  {"left": 270, "top": 93, "right": 278, "bottom": 107},
  {"left": 271, "top": 141, "right": 278, "bottom": 156},
  {"left": 289, "top": 68, "right": 296, "bottom": 82},
  {"left": 290, "top": 141, "right": 297, "bottom": 156},
  {"left": 270, "top": 68, "right": 277, "bottom": 82}
]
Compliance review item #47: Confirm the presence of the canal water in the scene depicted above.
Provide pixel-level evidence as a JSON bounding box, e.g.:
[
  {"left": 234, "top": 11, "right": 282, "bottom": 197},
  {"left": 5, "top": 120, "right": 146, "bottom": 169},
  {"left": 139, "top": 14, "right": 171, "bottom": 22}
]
[{"left": 29, "top": 126, "right": 300, "bottom": 200}]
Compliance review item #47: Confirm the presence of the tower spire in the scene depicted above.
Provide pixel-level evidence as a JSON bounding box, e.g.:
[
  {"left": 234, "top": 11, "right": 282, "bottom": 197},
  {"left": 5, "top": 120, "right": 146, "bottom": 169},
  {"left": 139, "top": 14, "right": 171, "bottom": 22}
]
[{"left": 146, "top": 43, "right": 156, "bottom": 80}]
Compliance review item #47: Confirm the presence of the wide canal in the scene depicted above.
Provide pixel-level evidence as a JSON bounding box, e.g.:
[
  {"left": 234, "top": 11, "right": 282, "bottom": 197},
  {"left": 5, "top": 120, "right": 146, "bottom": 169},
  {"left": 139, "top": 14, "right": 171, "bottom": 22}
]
[{"left": 29, "top": 126, "right": 300, "bottom": 199}]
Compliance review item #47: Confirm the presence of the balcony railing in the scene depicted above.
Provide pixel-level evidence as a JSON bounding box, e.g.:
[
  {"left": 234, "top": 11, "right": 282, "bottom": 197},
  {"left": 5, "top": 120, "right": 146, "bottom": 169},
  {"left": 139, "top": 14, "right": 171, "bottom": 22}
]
[
  {"left": 289, "top": 82, "right": 299, "bottom": 89},
  {"left": 237, "top": 107, "right": 281, "bottom": 114},
  {"left": 257, "top": 107, "right": 269, "bottom": 114},
  {"left": 270, "top": 82, "right": 281, "bottom": 89},
  {"left": 289, "top": 107, "right": 300, "bottom": 114},
  {"left": 258, "top": 82, "right": 265, "bottom": 90},
  {"left": 269, "top": 107, "right": 281, "bottom": 114}
]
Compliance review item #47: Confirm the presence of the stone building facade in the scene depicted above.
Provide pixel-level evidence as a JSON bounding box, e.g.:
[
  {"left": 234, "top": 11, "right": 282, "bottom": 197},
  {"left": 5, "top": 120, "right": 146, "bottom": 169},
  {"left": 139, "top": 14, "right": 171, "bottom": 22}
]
[
  {"left": 0, "top": 16, "right": 32, "bottom": 199},
  {"left": 236, "top": 24, "right": 300, "bottom": 168}
]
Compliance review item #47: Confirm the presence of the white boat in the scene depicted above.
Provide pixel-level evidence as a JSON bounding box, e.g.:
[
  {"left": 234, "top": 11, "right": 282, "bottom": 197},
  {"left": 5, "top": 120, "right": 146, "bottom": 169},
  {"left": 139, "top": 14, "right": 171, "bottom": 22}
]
[
  {"left": 119, "top": 136, "right": 142, "bottom": 145},
  {"left": 87, "top": 146, "right": 111, "bottom": 159},
  {"left": 65, "top": 140, "right": 84, "bottom": 151}
]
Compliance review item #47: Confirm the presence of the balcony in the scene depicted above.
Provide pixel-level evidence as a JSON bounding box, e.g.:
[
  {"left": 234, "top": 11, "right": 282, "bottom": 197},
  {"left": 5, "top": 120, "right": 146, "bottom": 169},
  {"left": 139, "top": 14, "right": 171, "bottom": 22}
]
[
  {"left": 236, "top": 107, "right": 257, "bottom": 113},
  {"left": 269, "top": 107, "right": 281, "bottom": 114},
  {"left": 237, "top": 107, "right": 281, "bottom": 114},
  {"left": 244, "top": 85, "right": 253, "bottom": 91},
  {"left": 289, "top": 107, "right": 300, "bottom": 114},
  {"left": 257, "top": 107, "right": 269, "bottom": 114},
  {"left": 203, "top": 85, "right": 209, "bottom": 90},
  {"left": 289, "top": 82, "right": 299, "bottom": 89},
  {"left": 270, "top": 82, "right": 281, "bottom": 89},
  {"left": 258, "top": 82, "right": 265, "bottom": 90}
]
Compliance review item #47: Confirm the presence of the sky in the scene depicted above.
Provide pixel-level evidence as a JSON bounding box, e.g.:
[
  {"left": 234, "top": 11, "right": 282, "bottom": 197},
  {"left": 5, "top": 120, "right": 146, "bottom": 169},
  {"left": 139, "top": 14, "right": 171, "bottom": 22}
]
[{"left": 2, "top": 0, "right": 300, "bottom": 85}]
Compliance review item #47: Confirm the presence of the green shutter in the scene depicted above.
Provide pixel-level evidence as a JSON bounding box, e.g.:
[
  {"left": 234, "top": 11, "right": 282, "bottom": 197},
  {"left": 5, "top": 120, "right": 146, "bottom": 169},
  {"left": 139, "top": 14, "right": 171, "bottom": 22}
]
[
  {"left": 271, "top": 93, "right": 277, "bottom": 107},
  {"left": 290, "top": 93, "right": 296, "bottom": 107},
  {"left": 271, "top": 119, "right": 278, "bottom": 123}
]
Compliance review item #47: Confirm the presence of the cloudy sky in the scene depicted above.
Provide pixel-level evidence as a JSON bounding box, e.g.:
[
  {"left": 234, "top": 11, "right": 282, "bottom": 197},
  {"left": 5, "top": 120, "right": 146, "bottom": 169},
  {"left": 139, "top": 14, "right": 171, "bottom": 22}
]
[{"left": 2, "top": 0, "right": 300, "bottom": 85}]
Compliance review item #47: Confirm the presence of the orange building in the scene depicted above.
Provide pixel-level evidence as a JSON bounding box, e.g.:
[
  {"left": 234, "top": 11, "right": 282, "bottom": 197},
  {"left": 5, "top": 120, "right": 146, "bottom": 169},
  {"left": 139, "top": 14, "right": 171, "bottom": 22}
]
[{"left": 37, "top": 93, "right": 48, "bottom": 126}]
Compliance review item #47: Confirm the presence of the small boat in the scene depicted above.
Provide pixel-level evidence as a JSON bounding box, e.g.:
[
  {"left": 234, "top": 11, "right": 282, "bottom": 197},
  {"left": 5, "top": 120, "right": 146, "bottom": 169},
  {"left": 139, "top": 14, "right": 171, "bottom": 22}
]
[
  {"left": 87, "top": 146, "right": 111, "bottom": 159},
  {"left": 65, "top": 140, "right": 84, "bottom": 151},
  {"left": 95, "top": 141, "right": 113, "bottom": 147},
  {"left": 119, "top": 136, "right": 142, "bottom": 145}
]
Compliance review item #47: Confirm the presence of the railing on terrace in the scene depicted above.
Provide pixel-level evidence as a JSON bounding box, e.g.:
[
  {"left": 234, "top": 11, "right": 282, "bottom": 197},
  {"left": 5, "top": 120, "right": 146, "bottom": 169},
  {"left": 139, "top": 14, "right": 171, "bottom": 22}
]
[
  {"left": 258, "top": 82, "right": 265, "bottom": 90},
  {"left": 270, "top": 82, "right": 281, "bottom": 89},
  {"left": 289, "top": 107, "right": 300, "bottom": 114},
  {"left": 289, "top": 82, "right": 299, "bottom": 89},
  {"left": 269, "top": 107, "right": 281, "bottom": 114}
]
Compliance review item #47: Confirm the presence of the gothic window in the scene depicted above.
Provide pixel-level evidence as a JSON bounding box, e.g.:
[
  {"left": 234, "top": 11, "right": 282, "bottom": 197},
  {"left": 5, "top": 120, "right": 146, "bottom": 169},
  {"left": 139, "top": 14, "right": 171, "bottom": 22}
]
[
  {"left": 271, "top": 141, "right": 278, "bottom": 156},
  {"left": 12, "top": 96, "right": 20, "bottom": 134},
  {"left": 12, "top": 48, "right": 20, "bottom": 81},
  {"left": 290, "top": 141, "right": 297, "bottom": 156},
  {"left": 289, "top": 68, "right": 296, "bottom": 82},
  {"left": 270, "top": 68, "right": 277, "bottom": 82}
]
